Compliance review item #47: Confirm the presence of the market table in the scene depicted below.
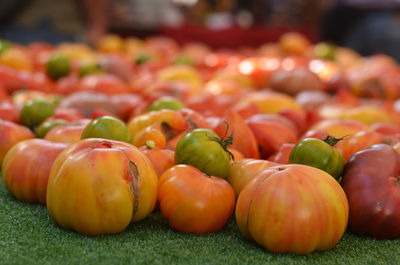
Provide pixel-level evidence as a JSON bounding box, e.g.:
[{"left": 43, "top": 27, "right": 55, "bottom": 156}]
[{"left": 0, "top": 178, "right": 399, "bottom": 265}]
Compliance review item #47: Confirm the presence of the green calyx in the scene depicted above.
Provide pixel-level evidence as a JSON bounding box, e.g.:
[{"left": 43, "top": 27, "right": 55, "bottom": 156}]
[{"left": 208, "top": 122, "right": 234, "bottom": 160}]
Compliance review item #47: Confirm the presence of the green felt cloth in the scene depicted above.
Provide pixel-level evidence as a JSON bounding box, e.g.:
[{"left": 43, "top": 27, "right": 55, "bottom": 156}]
[{"left": 0, "top": 179, "right": 399, "bottom": 265}]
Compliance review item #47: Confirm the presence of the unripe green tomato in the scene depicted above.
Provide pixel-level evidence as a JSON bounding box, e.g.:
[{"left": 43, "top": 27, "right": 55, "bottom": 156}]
[
  {"left": 175, "top": 128, "right": 231, "bottom": 178},
  {"left": 20, "top": 98, "right": 55, "bottom": 129},
  {"left": 36, "top": 119, "right": 68, "bottom": 138},
  {"left": 148, "top": 97, "right": 185, "bottom": 111},
  {"left": 289, "top": 137, "right": 345, "bottom": 180},
  {"left": 46, "top": 53, "right": 71, "bottom": 80},
  {"left": 81, "top": 116, "right": 132, "bottom": 144}
]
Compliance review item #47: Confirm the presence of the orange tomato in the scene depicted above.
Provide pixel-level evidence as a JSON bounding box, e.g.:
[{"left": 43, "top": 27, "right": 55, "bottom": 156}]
[{"left": 158, "top": 164, "right": 235, "bottom": 234}]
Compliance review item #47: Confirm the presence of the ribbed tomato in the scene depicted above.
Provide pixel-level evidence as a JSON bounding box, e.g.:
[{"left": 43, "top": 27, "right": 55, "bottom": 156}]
[
  {"left": 158, "top": 164, "right": 235, "bottom": 234},
  {"left": 236, "top": 164, "right": 349, "bottom": 254},
  {"left": 46, "top": 138, "right": 158, "bottom": 236}
]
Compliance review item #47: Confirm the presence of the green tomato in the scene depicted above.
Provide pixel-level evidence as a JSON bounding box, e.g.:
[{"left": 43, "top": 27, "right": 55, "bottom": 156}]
[
  {"left": 20, "top": 98, "right": 55, "bottom": 129},
  {"left": 46, "top": 53, "right": 71, "bottom": 80},
  {"left": 175, "top": 128, "right": 232, "bottom": 179},
  {"left": 148, "top": 97, "right": 185, "bottom": 111},
  {"left": 36, "top": 119, "right": 68, "bottom": 138},
  {"left": 289, "top": 137, "right": 345, "bottom": 181},
  {"left": 314, "top": 42, "right": 336, "bottom": 60},
  {"left": 81, "top": 116, "right": 132, "bottom": 144},
  {"left": 78, "top": 62, "right": 104, "bottom": 77}
]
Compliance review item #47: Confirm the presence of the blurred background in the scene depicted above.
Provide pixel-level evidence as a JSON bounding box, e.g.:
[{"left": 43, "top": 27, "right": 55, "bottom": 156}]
[{"left": 1, "top": 0, "right": 400, "bottom": 60}]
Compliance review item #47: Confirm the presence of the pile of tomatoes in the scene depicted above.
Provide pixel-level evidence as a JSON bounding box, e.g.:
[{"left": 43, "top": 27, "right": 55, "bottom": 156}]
[{"left": 2, "top": 32, "right": 400, "bottom": 254}]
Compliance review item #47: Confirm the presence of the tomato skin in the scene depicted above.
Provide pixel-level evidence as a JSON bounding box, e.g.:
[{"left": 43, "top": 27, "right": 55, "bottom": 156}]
[
  {"left": 235, "top": 164, "right": 349, "bottom": 254},
  {"left": 175, "top": 128, "right": 231, "bottom": 178},
  {"left": 158, "top": 164, "right": 235, "bottom": 234},
  {"left": 289, "top": 137, "right": 345, "bottom": 180}
]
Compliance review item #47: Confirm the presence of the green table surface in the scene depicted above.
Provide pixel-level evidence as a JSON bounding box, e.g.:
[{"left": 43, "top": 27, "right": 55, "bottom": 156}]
[{"left": 1, "top": 179, "right": 399, "bottom": 265}]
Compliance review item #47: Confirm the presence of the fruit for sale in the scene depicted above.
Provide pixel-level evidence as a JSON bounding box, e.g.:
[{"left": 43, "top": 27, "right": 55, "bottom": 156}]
[
  {"left": 36, "top": 119, "right": 68, "bottom": 138},
  {"left": 236, "top": 164, "right": 349, "bottom": 254},
  {"left": 175, "top": 128, "right": 232, "bottom": 178},
  {"left": 20, "top": 98, "right": 55, "bottom": 129},
  {"left": 341, "top": 144, "right": 400, "bottom": 239},
  {"left": 2, "top": 139, "right": 68, "bottom": 204},
  {"left": 81, "top": 115, "right": 132, "bottom": 143},
  {"left": 0, "top": 119, "right": 35, "bottom": 169},
  {"left": 46, "top": 53, "right": 71, "bottom": 80},
  {"left": 158, "top": 164, "right": 235, "bottom": 233},
  {"left": 289, "top": 136, "right": 345, "bottom": 180},
  {"left": 148, "top": 97, "right": 185, "bottom": 111},
  {"left": 46, "top": 138, "right": 158, "bottom": 236}
]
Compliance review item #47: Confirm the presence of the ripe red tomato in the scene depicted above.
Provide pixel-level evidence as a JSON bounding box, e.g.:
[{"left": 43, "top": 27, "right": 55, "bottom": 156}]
[{"left": 158, "top": 164, "right": 235, "bottom": 234}]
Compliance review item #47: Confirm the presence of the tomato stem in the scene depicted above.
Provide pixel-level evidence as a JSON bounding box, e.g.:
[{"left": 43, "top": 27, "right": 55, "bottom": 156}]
[
  {"left": 209, "top": 121, "right": 234, "bottom": 160},
  {"left": 323, "top": 135, "right": 346, "bottom": 146}
]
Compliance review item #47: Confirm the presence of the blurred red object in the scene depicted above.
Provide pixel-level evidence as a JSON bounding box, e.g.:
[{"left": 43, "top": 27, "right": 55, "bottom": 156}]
[{"left": 161, "top": 22, "right": 318, "bottom": 49}]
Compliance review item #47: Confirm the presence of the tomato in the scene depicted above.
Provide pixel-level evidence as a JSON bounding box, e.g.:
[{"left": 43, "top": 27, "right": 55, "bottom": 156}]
[
  {"left": 334, "top": 130, "right": 385, "bottom": 162},
  {"left": 78, "top": 62, "right": 104, "bottom": 77},
  {"left": 235, "top": 164, "right": 349, "bottom": 254},
  {"left": 175, "top": 128, "right": 232, "bottom": 178},
  {"left": 214, "top": 109, "right": 260, "bottom": 159},
  {"left": 139, "top": 145, "right": 175, "bottom": 178},
  {"left": 36, "top": 119, "right": 68, "bottom": 138},
  {"left": 289, "top": 136, "right": 345, "bottom": 180},
  {"left": 81, "top": 115, "right": 132, "bottom": 144},
  {"left": 20, "top": 98, "right": 55, "bottom": 129},
  {"left": 158, "top": 164, "right": 235, "bottom": 234},
  {"left": 147, "top": 96, "right": 185, "bottom": 111},
  {"left": 46, "top": 138, "right": 158, "bottom": 236},
  {"left": 77, "top": 74, "right": 129, "bottom": 95},
  {"left": 46, "top": 53, "right": 71, "bottom": 80},
  {"left": 2, "top": 139, "right": 68, "bottom": 204},
  {"left": 0, "top": 120, "right": 35, "bottom": 169},
  {"left": 128, "top": 109, "right": 186, "bottom": 148},
  {"left": 0, "top": 101, "right": 20, "bottom": 123}
]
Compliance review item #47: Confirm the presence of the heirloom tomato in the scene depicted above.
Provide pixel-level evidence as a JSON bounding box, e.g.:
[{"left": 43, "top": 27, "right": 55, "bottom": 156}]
[
  {"left": 175, "top": 128, "right": 232, "bottom": 178},
  {"left": 158, "top": 165, "right": 235, "bottom": 234},
  {"left": 236, "top": 164, "right": 349, "bottom": 254},
  {"left": 46, "top": 138, "right": 158, "bottom": 236},
  {"left": 289, "top": 136, "right": 345, "bottom": 180},
  {"left": 2, "top": 139, "right": 68, "bottom": 204}
]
